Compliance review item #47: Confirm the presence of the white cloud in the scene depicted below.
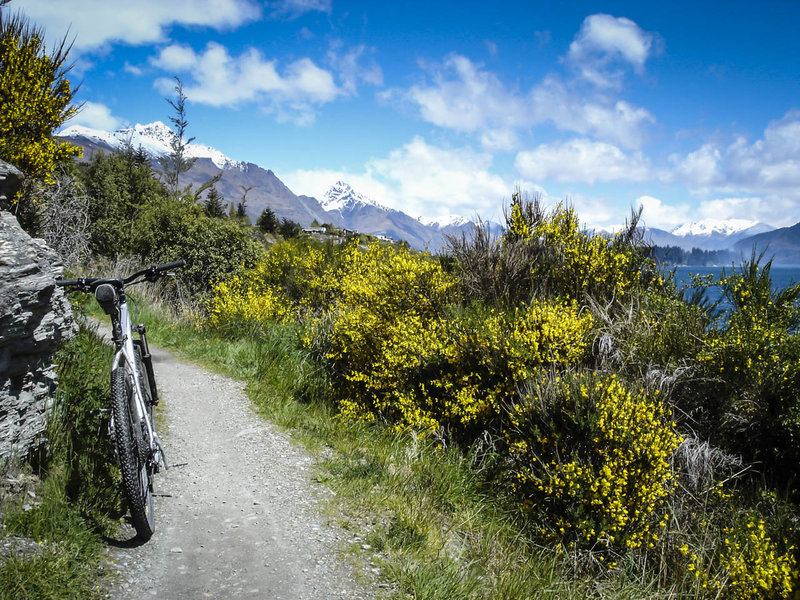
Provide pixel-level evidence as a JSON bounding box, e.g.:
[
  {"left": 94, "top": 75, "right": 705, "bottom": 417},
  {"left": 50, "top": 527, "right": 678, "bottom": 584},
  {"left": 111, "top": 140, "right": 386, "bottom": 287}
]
[
  {"left": 670, "top": 110, "right": 800, "bottom": 224},
  {"left": 696, "top": 196, "right": 796, "bottom": 228},
  {"left": 670, "top": 144, "right": 722, "bottom": 189},
  {"left": 406, "top": 54, "right": 526, "bottom": 151},
  {"left": 20, "top": 0, "right": 261, "bottom": 51},
  {"left": 402, "top": 55, "right": 653, "bottom": 152},
  {"left": 565, "top": 13, "right": 659, "bottom": 88},
  {"left": 530, "top": 76, "right": 654, "bottom": 150},
  {"left": 327, "top": 42, "right": 384, "bottom": 95},
  {"left": 151, "top": 42, "right": 341, "bottom": 125},
  {"left": 281, "top": 137, "right": 513, "bottom": 220},
  {"left": 65, "top": 101, "right": 124, "bottom": 130},
  {"left": 269, "top": 0, "right": 332, "bottom": 19},
  {"left": 636, "top": 195, "right": 692, "bottom": 230},
  {"left": 123, "top": 62, "right": 145, "bottom": 76},
  {"left": 515, "top": 138, "right": 651, "bottom": 184}
]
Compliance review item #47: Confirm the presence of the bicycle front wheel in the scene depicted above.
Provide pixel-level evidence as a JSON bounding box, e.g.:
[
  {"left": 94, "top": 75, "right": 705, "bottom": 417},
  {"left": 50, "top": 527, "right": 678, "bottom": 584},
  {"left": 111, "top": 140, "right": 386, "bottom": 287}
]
[{"left": 111, "top": 364, "right": 155, "bottom": 540}]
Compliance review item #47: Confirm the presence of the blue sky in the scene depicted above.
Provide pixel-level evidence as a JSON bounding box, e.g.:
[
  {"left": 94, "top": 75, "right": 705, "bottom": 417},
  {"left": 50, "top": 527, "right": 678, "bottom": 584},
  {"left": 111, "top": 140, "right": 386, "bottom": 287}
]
[{"left": 20, "top": 0, "right": 800, "bottom": 229}]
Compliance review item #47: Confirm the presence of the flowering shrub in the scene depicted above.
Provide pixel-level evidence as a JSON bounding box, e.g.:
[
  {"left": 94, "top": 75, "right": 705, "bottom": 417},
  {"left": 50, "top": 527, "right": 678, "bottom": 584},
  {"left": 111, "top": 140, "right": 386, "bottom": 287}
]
[
  {"left": 697, "top": 257, "right": 800, "bottom": 479},
  {"left": 681, "top": 517, "right": 797, "bottom": 600},
  {"left": 308, "top": 242, "right": 458, "bottom": 428},
  {"left": 505, "top": 372, "right": 681, "bottom": 552},
  {"left": 204, "top": 238, "right": 341, "bottom": 328}
]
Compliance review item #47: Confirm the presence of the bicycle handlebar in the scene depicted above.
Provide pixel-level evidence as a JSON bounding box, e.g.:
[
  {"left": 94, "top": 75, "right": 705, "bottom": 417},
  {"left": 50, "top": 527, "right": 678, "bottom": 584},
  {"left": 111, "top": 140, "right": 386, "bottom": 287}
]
[{"left": 55, "top": 259, "right": 186, "bottom": 291}]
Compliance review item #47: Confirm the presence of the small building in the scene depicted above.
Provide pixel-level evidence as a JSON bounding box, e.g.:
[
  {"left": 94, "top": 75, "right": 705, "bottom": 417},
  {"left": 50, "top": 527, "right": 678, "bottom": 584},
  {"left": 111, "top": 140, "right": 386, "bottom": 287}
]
[{"left": 302, "top": 227, "right": 326, "bottom": 235}]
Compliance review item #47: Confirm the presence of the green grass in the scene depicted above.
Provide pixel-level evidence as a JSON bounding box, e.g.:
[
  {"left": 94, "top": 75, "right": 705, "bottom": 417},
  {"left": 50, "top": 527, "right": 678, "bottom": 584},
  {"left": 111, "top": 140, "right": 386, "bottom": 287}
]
[
  {"left": 115, "top": 299, "right": 690, "bottom": 600},
  {"left": 0, "top": 323, "right": 122, "bottom": 600}
]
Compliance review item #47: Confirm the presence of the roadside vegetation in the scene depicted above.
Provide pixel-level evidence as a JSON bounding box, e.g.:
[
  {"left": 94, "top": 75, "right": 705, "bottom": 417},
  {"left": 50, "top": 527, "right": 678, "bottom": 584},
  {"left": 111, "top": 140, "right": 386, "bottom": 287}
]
[
  {"left": 2, "top": 1, "right": 799, "bottom": 596},
  {"left": 0, "top": 324, "right": 121, "bottom": 600}
]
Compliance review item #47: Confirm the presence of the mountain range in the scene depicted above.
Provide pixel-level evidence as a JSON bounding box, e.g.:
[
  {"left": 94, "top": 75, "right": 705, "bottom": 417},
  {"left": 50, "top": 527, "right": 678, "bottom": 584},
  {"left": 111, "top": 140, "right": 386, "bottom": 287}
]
[
  {"left": 58, "top": 122, "right": 477, "bottom": 251},
  {"left": 59, "top": 122, "right": 800, "bottom": 262}
]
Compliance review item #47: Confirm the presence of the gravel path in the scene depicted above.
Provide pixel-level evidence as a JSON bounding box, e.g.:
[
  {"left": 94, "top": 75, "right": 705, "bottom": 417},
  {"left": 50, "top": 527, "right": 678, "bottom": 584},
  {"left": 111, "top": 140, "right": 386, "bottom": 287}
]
[{"left": 96, "top": 324, "right": 373, "bottom": 599}]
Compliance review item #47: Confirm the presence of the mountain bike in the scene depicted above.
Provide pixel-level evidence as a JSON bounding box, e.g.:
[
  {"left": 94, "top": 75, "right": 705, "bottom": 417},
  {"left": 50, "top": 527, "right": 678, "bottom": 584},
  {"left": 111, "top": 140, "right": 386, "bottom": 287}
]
[{"left": 56, "top": 259, "right": 185, "bottom": 540}]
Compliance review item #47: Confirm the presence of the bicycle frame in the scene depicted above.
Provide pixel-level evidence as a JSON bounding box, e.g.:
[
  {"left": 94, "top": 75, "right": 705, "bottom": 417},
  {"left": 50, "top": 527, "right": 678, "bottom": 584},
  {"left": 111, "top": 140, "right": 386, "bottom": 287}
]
[{"left": 109, "top": 292, "right": 167, "bottom": 471}]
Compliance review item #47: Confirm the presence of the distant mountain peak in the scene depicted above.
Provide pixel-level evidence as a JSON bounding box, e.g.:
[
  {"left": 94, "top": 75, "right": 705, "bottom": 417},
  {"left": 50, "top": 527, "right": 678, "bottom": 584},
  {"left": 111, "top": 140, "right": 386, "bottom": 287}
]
[
  {"left": 671, "top": 218, "right": 762, "bottom": 237},
  {"left": 321, "top": 181, "right": 389, "bottom": 212},
  {"left": 418, "top": 214, "right": 470, "bottom": 229},
  {"left": 58, "top": 121, "right": 244, "bottom": 170}
]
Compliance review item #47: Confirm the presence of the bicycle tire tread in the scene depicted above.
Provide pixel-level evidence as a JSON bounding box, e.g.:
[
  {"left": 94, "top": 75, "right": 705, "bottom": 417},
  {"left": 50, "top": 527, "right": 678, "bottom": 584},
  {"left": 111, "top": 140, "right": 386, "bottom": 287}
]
[{"left": 111, "top": 366, "right": 154, "bottom": 540}]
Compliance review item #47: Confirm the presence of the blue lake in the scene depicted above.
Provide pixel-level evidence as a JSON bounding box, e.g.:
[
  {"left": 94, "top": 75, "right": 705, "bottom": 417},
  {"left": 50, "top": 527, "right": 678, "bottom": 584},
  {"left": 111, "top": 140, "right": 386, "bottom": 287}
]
[{"left": 669, "top": 265, "right": 800, "bottom": 307}]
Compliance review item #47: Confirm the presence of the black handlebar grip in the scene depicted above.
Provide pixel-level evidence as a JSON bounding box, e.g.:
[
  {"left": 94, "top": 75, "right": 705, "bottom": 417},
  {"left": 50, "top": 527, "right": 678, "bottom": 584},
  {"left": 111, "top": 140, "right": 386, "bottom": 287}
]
[
  {"left": 156, "top": 259, "right": 186, "bottom": 271},
  {"left": 55, "top": 279, "right": 80, "bottom": 286}
]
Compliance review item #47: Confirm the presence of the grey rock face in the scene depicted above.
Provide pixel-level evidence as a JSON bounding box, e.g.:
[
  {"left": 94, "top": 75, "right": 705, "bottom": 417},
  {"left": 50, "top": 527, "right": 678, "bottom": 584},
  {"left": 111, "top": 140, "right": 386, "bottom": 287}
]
[
  {"left": 0, "top": 210, "right": 76, "bottom": 460},
  {"left": 0, "top": 160, "right": 23, "bottom": 205}
]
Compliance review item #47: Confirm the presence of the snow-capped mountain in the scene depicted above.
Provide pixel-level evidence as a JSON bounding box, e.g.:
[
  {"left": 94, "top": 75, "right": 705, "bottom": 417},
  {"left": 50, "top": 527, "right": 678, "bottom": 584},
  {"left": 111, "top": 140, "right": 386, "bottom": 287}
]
[
  {"left": 419, "top": 214, "right": 470, "bottom": 229},
  {"left": 321, "top": 181, "right": 390, "bottom": 214},
  {"left": 58, "top": 124, "right": 482, "bottom": 249},
  {"left": 645, "top": 219, "right": 775, "bottom": 252},
  {"left": 671, "top": 219, "right": 763, "bottom": 237},
  {"left": 59, "top": 122, "right": 246, "bottom": 170}
]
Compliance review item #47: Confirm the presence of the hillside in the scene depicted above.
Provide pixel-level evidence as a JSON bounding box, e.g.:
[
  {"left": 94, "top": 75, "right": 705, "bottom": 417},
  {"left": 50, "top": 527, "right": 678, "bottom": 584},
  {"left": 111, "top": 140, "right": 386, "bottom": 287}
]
[
  {"left": 734, "top": 221, "right": 800, "bottom": 264},
  {"left": 58, "top": 124, "right": 483, "bottom": 251}
]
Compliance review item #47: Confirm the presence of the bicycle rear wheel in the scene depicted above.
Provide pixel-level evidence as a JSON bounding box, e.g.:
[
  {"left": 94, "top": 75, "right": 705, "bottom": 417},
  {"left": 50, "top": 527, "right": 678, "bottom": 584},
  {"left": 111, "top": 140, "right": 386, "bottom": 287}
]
[{"left": 111, "top": 363, "right": 155, "bottom": 540}]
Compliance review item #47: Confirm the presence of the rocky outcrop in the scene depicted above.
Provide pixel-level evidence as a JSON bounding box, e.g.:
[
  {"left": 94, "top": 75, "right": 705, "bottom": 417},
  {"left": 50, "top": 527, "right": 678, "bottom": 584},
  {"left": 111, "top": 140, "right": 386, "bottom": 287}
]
[
  {"left": 0, "top": 160, "right": 23, "bottom": 206},
  {"left": 0, "top": 208, "right": 76, "bottom": 460}
]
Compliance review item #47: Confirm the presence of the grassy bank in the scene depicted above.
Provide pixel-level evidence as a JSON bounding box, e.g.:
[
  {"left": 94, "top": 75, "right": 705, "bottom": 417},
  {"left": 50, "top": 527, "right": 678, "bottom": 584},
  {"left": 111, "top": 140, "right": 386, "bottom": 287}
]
[
  {"left": 0, "top": 323, "right": 123, "bottom": 600},
  {"left": 121, "top": 301, "right": 690, "bottom": 599}
]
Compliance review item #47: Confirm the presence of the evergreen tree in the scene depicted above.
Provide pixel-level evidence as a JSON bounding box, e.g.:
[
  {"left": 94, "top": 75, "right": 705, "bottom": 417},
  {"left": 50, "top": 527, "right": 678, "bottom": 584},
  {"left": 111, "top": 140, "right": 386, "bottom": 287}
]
[
  {"left": 256, "top": 207, "right": 278, "bottom": 234},
  {"left": 204, "top": 186, "right": 226, "bottom": 218},
  {"left": 0, "top": 6, "right": 80, "bottom": 194},
  {"left": 278, "top": 217, "right": 301, "bottom": 239}
]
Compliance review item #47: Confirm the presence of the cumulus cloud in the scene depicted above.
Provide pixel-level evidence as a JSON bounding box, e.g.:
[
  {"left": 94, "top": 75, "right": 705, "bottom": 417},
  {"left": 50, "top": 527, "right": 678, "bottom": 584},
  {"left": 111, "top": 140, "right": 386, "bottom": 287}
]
[
  {"left": 565, "top": 13, "right": 660, "bottom": 88},
  {"left": 530, "top": 76, "right": 654, "bottom": 150},
  {"left": 636, "top": 195, "right": 692, "bottom": 230},
  {"left": 670, "top": 144, "right": 722, "bottom": 189},
  {"left": 671, "top": 110, "right": 800, "bottom": 204},
  {"left": 405, "top": 54, "right": 527, "bottom": 151},
  {"left": 281, "top": 137, "right": 513, "bottom": 220},
  {"left": 402, "top": 55, "right": 653, "bottom": 152},
  {"left": 65, "top": 101, "right": 124, "bottom": 130},
  {"left": 20, "top": 0, "right": 261, "bottom": 51},
  {"left": 151, "top": 42, "right": 340, "bottom": 125},
  {"left": 515, "top": 138, "right": 651, "bottom": 184}
]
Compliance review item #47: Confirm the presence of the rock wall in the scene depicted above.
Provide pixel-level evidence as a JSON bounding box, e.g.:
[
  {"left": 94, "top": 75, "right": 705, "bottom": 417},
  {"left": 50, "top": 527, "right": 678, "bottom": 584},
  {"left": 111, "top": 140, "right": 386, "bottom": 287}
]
[{"left": 0, "top": 207, "right": 76, "bottom": 460}]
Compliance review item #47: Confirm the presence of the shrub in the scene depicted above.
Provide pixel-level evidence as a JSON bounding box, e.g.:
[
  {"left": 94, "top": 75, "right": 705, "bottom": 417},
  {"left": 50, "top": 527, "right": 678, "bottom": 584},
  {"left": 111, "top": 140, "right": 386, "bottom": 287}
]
[
  {"left": 448, "top": 192, "right": 659, "bottom": 307},
  {"left": 697, "top": 255, "right": 800, "bottom": 484},
  {"left": 324, "top": 298, "right": 593, "bottom": 436},
  {"left": 132, "top": 197, "right": 265, "bottom": 294},
  {"left": 505, "top": 372, "right": 681, "bottom": 553},
  {"left": 204, "top": 238, "right": 345, "bottom": 329}
]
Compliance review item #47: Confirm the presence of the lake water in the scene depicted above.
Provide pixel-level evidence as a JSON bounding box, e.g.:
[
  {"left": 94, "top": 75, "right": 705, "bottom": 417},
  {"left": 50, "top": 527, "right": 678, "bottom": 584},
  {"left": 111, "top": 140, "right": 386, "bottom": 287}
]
[{"left": 669, "top": 265, "right": 800, "bottom": 307}]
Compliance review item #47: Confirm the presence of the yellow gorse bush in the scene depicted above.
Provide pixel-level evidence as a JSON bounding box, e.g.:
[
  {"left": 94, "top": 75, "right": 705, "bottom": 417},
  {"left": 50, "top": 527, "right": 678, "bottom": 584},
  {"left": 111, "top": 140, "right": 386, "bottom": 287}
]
[
  {"left": 504, "top": 197, "right": 647, "bottom": 303},
  {"left": 506, "top": 373, "right": 681, "bottom": 552},
  {"left": 0, "top": 23, "right": 81, "bottom": 183},
  {"left": 683, "top": 519, "right": 797, "bottom": 599},
  {"left": 204, "top": 238, "right": 337, "bottom": 328}
]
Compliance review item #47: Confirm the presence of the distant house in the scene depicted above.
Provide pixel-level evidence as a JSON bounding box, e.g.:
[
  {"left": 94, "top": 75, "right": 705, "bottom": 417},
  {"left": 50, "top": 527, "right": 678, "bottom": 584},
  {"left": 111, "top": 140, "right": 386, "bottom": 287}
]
[
  {"left": 302, "top": 227, "right": 326, "bottom": 235},
  {"left": 375, "top": 234, "right": 393, "bottom": 242}
]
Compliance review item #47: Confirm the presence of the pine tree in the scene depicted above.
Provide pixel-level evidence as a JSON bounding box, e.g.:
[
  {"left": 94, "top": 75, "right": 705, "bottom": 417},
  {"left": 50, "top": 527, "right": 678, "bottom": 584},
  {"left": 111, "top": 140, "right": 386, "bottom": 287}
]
[
  {"left": 256, "top": 207, "right": 278, "bottom": 233},
  {"left": 204, "top": 186, "right": 226, "bottom": 218}
]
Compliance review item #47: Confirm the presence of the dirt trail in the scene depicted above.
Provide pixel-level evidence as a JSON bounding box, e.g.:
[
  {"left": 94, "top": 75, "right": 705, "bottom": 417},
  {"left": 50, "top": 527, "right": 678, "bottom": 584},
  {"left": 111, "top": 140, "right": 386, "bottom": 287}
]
[{"left": 94, "top": 322, "right": 372, "bottom": 599}]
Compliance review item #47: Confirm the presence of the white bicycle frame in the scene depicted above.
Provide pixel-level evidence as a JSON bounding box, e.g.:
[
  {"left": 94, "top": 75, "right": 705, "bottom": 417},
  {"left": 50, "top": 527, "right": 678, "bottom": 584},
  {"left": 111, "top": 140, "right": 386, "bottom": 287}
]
[{"left": 110, "top": 296, "right": 166, "bottom": 470}]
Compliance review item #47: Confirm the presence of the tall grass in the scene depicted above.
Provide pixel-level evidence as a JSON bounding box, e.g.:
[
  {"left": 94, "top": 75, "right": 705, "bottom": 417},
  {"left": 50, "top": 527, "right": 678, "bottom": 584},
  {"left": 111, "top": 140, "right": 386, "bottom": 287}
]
[{"left": 0, "top": 322, "right": 122, "bottom": 599}]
